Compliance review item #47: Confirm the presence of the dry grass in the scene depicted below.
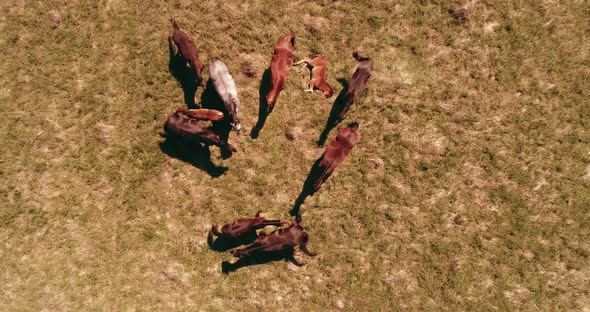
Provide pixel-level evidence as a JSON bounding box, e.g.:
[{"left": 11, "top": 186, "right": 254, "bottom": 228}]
[{"left": 1, "top": 0, "right": 588, "bottom": 310}]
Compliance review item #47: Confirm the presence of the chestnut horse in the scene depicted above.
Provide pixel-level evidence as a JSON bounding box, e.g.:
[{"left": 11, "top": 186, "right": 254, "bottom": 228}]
[
  {"left": 294, "top": 54, "right": 334, "bottom": 99},
  {"left": 265, "top": 33, "right": 295, "bottom": 113}
]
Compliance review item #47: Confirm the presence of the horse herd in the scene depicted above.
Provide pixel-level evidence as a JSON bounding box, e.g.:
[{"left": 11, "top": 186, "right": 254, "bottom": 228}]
[{"left": 160, "top": 20, "right": 374, "bottom": 270}]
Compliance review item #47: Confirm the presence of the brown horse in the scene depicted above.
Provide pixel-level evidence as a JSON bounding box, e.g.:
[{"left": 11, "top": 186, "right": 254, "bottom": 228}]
[
  {"left": 294, "top": 54, "right": 334, "bottom": 99},
  {"left": 175, "top": 108, "right": 224, "bottom": 121},
  {"left": 336, "top": 52, "right": 374, "bottom": 123},
  {"left": 312, "top": 122, "right": 360, "bottom": 192},
  {"left": 265, "top": 33, "right": 295, "bottom": 113},
  {"left": 170, "top": 19, "right": 205, "bottom": 88},
  {"left": 229, "top": 216, "right": 316, "bottom": 266},
  {"left": 209, "top": 211, "right": 286, "bottom": 241},
  {"left": 290, "top": 123, "right": 360, "bottom": 216},
  {"left": 160, "top": 110, "right": 236, "bottom": 153}
]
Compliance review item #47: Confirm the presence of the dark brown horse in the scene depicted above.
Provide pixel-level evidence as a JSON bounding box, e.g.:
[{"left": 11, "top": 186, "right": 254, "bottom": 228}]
[
  {"left": 209, "top": 211, "right": 286, "bottom": 241},
  {"left": 265, "top": 33, "right": 295, "bottom": 113},
  {"left": 229, "top": 216, "right": 316, "bottom": 266},
  {"left": 170, "top": 19, "right": 205, "bottom": 88},
  {"left": 317, "top": 52, "right": 372, "bottom": 146},
  {"left": 336, "top": 52, "right": 373, "bottom": 123},
  {"left": 160, "top": 110, "right": 236, "bottom": 153}
]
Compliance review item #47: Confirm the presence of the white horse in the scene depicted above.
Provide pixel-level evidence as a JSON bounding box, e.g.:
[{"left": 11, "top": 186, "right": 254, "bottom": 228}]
[{"left": 208, "top": 59, "right": 241, "bottom": 134}]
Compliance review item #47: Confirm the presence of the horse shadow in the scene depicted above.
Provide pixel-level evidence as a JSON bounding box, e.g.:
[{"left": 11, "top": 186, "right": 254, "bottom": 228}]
[
  {"left": 168, "top": 37, "right": 199, "bottom": 109},
  {"left": 159, "top": 136, "right": 228, "bottom": 178},
  {"left": 207, "top": 232, "right": 259, "bottom": 252},
  {"left": 221, "top": 248, "right": 301, "bottom": 273},
  {"left": 289, "top": 156, "right": 329, "bottom": 217},
  {"left": 200, "top": 78, "right": 234, "bottom": 159},
  {"left": 251, "top": 68, "right": 272, "bottom": 139},
  {"left": 317, "top": 78, "right": 349, "bottom": 146}
]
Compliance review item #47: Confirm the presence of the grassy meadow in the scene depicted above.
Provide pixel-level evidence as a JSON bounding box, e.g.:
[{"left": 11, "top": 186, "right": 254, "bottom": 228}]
[{"left": 1, "top": 0, "right": 588, "bottom": 310}]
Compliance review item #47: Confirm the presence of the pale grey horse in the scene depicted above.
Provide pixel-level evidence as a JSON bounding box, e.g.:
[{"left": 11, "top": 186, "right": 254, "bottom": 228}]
[{"left": 208, "top": 59, "right": 241, "bottom": 134}]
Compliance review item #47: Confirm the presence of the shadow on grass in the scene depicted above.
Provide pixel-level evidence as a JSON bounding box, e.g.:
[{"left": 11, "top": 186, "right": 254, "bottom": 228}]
[
  {"left": 251, "top": 68, "right": 272, "bottom": 139},
  {"left": 159, "top": 137, "right": 228, "bottom": 178},
  {"left": 221, "top": 249, "right": 300, "bottom": 273},
  {"left": 200, "top": 78, "right": 234, "bottom": 159},
  {"left": 289, "top": 157, "right": 330, "bottom": 217},
  {"left": 317, "top": 78, "right": 350, "bottom": 146},
  {"left": 207, "top": 231, "right": 259, "bottom": 252},
  {"left": 168, "top": 37, "right": 199, "bottom": 109}
]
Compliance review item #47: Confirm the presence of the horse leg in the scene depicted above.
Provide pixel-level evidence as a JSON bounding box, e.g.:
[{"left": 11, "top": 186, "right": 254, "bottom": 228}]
[
  {"left": 300, "top": 243, "right": 317, "bottom": 257},
  {"left": 305, "top": 81, "right": 315, "bottom": 93},
  {"left": 293, "top": 60, "right": 308, "bottom": 66},
  {"left": 260, "top": 220, "right": 287, "bottom": 227},
  {"left": 287, "top": 253, "right": 304, "bottom": 266}
]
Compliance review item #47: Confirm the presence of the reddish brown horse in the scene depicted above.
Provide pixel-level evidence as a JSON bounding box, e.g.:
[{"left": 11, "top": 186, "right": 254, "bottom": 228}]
[
  {"left": 291, "top": 123, "right": 360, "bottom": 216},
  {"left": 265, "top": 33, "right": 295, "bottom": 113},
  {"left": 294, "top": 54, "right": 334, "bottom": 99},
  {"left": 170, "top": 19, "right": 205, "bottom": 88},
  {"left": 229, "top": 216, "right": 316, "bottom": 266},
  {"left": 175, "top": 108, "right": 224, "bottom": 121},
  {"left": 160, "top": 109, "right": 236, "bottom": 153},
  {"left": 312, "top": 122, "right": 360, "bottom": 192},
  {"left": 209, "top": 211, "right": 286, "bottom": 241}
]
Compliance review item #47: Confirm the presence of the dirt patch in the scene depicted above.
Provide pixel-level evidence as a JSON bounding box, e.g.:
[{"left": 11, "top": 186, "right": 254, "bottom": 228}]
[
  {"left": 303, "top": 15, "right": 326, "bottom": 34},
  {"left": 400, "top": 123, "right": 447, "bottom": 158},
  {"left": 240, "top": 54, "right": 265, "bottom": 78},
  {"left": 583, "top": 165, "right": 590, "bottom": 182},
  {"left": 504, "top": 284, "right": 531, "bottom": 306},
  {"left": 285, "top": 127, "right": 302, "bottom": 141},
  {"left": 96, "top": 123, "right": 114, "bottom": 144},
  {"left": 47, "top": 10, "right": 61, "bottom": 27}
]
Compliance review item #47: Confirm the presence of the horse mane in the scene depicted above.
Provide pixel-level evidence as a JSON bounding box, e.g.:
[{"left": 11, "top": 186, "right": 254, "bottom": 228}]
[
  {"left": 353, "top": 51, "right": 370, "bottom": 62},
  {"left": 229, "top": 97, "right": 240, "bottom": 117}
]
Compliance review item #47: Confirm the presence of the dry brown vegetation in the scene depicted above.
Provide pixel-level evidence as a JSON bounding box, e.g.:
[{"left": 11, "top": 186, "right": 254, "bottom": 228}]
[{"left": 1, "top": 0, "right": 588, "bottom": 310}]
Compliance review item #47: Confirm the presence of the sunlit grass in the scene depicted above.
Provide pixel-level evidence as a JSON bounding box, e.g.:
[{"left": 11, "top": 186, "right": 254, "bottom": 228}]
[{"left": 0, "top": 0, "right": 588, "bottom": 310}]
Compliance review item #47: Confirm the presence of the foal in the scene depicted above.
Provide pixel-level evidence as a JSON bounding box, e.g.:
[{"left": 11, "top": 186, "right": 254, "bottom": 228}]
[{"left": 294, "top": 54, "right": 334, "bottom": 99}]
